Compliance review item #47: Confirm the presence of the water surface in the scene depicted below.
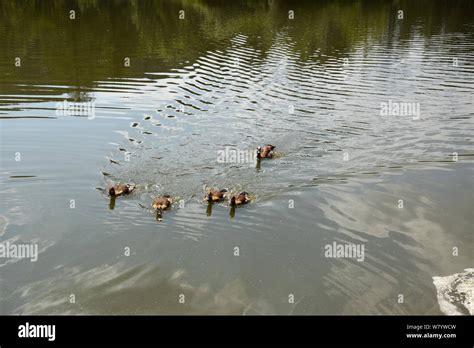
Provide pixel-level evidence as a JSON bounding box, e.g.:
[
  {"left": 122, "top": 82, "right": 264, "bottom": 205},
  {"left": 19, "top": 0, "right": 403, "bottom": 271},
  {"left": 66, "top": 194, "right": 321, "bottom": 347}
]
[{"left": 0, "top": 0, "right": 473, "bottom": 314}]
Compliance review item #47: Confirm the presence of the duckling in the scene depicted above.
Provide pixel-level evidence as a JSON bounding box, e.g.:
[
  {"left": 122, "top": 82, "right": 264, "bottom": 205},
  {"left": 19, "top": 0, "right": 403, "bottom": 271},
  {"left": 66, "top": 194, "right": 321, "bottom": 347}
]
[
  {"left": 108, "top": 183, "right": 135, "bottom": 197},
  {"left": 206, "top": 189, "right": 227, "bottom": 203},
  {"left": 257, "top": 144, "right": 275, "bottom": 159},
  {"left": 230, "top": 192, "right": 250, "bottom": 206},
  {"left": 152, "top": 195, "right": 172, "bottom": 210}
]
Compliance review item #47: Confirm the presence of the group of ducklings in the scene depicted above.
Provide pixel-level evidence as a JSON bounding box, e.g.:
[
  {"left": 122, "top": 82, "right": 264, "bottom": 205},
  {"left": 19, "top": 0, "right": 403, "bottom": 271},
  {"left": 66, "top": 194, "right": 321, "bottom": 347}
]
[
  {"left": 107, "top": 144, "right": 276, "bottom": 216},
  {"left": 205, "top": 189, "right": 249, "bottom": 206}
]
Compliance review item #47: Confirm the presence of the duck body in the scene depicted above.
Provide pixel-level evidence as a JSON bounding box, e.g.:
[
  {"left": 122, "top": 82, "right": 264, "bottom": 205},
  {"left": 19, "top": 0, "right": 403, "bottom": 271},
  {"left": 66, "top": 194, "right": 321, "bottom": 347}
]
[
  {"left": 230, "top": 192, "right": 249, "bottom": 206},
  {"left": 257, "top": 144, "right": 275, "bottom": 159},
  {"left": 207, "top": 189, "right": 227, "bottom": 202},
  {"left": 109, "top": 183, "right": 135, "bottom": 197},
  {"left": 152, "top": 195, "right": 172, "bottom": 210}
]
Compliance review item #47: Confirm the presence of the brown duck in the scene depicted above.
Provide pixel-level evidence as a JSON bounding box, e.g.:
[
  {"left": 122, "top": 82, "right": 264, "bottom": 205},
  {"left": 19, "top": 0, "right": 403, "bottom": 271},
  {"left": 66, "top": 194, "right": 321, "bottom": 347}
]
[
  {"left": 206, "top": 189, "right": 227, "bottom": 203},
  {"left": 108, "top": 183, "right": 135, "bottom": 197},
  {"left": 152, "top": 195, "right": 172, "bottom": 210},
  {"left": 257, "top": 144, "right": 275, "bottom": 159},
  {"left": 230, "top": 192, "right": 250, "bottom": 206}
]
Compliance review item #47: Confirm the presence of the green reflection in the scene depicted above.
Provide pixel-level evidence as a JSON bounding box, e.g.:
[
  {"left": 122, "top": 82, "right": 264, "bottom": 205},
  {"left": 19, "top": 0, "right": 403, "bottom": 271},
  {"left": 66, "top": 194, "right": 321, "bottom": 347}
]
[{"left": 1, "top": 0, "right": 472, "bottom": 101}]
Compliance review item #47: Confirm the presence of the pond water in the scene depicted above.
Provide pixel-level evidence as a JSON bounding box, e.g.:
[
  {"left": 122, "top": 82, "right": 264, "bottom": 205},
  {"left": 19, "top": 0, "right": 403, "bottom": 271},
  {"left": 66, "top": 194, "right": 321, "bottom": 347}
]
[{"left": 0, "top": 0, "right": 473, "bottom": 314}]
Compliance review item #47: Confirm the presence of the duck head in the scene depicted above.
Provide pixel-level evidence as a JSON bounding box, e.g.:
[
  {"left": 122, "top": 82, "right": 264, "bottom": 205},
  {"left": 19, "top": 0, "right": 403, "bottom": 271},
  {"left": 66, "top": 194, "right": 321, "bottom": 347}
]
[{"left": 206, "top": 192, "right": 213, "bottom": 202}]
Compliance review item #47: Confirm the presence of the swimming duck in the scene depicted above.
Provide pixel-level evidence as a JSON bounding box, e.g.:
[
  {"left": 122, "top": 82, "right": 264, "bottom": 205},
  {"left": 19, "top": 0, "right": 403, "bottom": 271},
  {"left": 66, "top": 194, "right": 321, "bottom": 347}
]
[
  {"left": 230, "top": 192, "right": 250, "bottom": 206},
  {"left": 108, "top": 183, "right": 135, "bottom": 197},
  {"left": 206, "top": 189, "right": 227, "bottom": 202},
  {"left": 257, "top": 144, "right": 275, "bottom": 159},
  {"left": 152, "top": 195, "right": 172, "bottom": 210}
]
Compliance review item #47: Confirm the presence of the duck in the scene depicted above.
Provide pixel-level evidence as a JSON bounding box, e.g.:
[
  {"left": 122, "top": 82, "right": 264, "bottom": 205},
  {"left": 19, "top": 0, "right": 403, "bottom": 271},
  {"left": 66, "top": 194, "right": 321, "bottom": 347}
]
[
  {"left": 257, "top": 144, "right": 275, "bottom": 159},
  {"left": 152, "top": 195, "right": 172, "bottom": 210},
  {"left": 206, "top": 189, "right": 227, "bottom": 203},
  {"left": 108, "top": 183, "right": 135, "bottom": 197},
  {"left": 230, "top": 192, "right": 250, "bottom": 206}
]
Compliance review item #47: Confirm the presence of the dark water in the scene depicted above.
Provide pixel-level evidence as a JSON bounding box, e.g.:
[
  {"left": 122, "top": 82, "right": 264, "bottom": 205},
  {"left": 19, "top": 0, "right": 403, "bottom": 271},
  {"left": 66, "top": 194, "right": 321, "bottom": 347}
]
[{"left": 0, "top": 0, "right": 473, "bottom": 314}]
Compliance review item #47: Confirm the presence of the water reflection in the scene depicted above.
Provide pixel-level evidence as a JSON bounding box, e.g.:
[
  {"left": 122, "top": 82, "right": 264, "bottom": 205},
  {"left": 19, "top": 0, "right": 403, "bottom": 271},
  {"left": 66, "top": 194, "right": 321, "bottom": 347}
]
[
  {"left": 1, "top": 0, "right": 472, "bottom": 104},
  {"left": 109, "top": 196, "right": 116, "bottom": 210},
  {"left": 12, "top": 261, "right": 275, "bottom": 314},
  {"left": 0, "top": 0, "right": 473, "bottom": 315},
  {"left": 206, "top": 202, "right": 213, "bottom": 217},
  {"left": 229, "top": 205, "right": 236, "bottom": 219}
]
